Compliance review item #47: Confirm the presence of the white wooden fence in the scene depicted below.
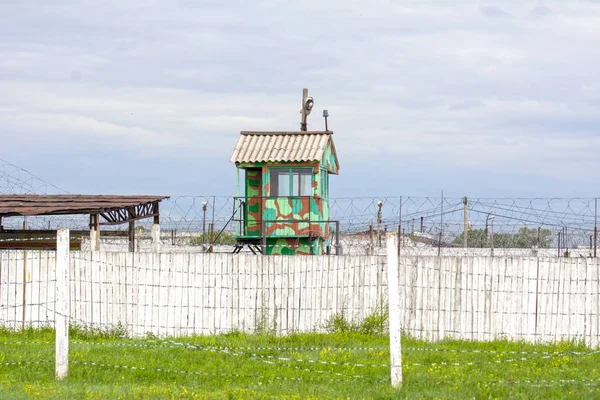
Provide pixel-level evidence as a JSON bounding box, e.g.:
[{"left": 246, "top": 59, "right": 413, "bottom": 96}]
[{"left": 1, "top": 250, "right": 599, "bottom": 346}]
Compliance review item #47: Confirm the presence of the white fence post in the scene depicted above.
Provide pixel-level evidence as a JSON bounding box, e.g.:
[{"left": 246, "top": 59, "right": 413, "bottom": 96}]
[
  {"left": 386, "top": 233, "right": 402, "bottom": 387},
  {"left": 55, "top": 228, "right": 70, "bottom": 379},
  {"left": 151, "top": 223, "right": 161, "bottom": 253}
]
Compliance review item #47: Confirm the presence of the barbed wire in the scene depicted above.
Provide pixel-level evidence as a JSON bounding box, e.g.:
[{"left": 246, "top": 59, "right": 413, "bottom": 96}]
[
  {"left": 3, "top": 336, "right": 599, "bottom": 390},
  {"left": 3, "top": 337, "right": 599, "bottom": 359},
  {"left": 0, "top": 158, "right": 598, "bottom": 255},
  {"left": 0, "top": 360, "right": 52, "bottom": 367},
  {"left": 1, "top": 193, "right": 598, "bottom": 256},
  {"left": 0, "top": 157, "right": 68, "bottom": 195},
  {"left": 5, "top": 338, "right": 599, "bottom": 359},
  {"left": 0, "top": 158, "right": 84, "bottom": 231},
  {"left": 70, "top": 360, "right": 368, "bottom": 383}
]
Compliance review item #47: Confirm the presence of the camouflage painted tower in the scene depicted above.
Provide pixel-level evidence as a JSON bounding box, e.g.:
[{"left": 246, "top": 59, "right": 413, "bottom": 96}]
[{"left": 230, "top": 90, "right": 340, "bottom": 255}]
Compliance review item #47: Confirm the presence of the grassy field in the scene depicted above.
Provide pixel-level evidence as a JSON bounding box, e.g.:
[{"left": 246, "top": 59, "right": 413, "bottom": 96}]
[{"left": 1, "top": 327, "right": 599, "bottom": 399}]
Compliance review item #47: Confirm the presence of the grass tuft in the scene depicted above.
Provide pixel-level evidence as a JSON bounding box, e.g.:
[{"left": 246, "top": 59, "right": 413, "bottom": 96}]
[{"left": 323, "top": 297, "right": 388, "bottom": 335}]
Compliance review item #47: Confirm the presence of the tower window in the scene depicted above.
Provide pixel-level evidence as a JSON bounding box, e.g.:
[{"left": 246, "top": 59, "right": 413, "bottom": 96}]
[{"left": 269, "top": 168, "right": 312, "bottom": 196}]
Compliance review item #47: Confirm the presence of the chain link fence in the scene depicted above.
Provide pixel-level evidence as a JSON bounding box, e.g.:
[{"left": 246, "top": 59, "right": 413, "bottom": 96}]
[{"left": 1, "top": 196, "right": 597, "bottom": 257}]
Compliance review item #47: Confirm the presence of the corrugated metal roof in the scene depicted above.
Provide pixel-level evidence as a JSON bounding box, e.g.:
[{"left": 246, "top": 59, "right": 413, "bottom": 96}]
[
  {"left": 0, "top": 195, "right": 168, "bottom": 217},
  {"left": 231, "top": 131, "right": 332, "bottom": 164}
]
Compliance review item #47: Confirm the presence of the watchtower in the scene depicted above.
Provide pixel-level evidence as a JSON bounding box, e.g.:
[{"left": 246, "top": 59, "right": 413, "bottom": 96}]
[{"left": 230, "top": 90, "right": 339, "bottom": 255}]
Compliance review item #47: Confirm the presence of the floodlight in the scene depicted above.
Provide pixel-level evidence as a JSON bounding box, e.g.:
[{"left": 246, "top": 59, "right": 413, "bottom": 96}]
[{"left": 304, "top": 97, "right": 314, "bottom": 115}]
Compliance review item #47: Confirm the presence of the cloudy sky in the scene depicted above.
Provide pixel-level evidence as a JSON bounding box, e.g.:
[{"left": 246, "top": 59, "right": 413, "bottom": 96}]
[{"left": 1, "top": 1, "right": 600, "bottom": 198}]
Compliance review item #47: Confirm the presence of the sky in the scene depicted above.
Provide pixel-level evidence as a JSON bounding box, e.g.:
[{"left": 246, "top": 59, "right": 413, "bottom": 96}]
[{"left": 1, "top": 0, "right": 600, "bottom": 198}]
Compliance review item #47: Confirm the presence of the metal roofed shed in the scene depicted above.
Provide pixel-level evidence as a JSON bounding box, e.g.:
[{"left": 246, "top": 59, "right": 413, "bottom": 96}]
[
  {"left": 0, "top": 194, "right": 168, "bottom": 251},
  {"left": 231, "top": 131, "right": 339, "bottom": 172}
]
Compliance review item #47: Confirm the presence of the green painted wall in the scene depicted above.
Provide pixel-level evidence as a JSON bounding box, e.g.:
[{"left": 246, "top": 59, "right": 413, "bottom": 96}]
[
  {"left": 245, "top": 169, "right": 261, "bottom": 237},
  {"left": 265, "top": 237, "right": 318, "bottom": 255},
  {"left": 321, "top": 138, "right": 339, "bottom": 174},
  {"left": 237, "top": 137, "right": 338, "bottom": 255}
]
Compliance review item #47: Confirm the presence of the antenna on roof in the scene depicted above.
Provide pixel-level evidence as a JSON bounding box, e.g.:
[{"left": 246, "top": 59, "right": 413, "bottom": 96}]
[
  {"left": 300, "top": 88, "right": 313, "bottom": 131},
  {"left": 322, "top": 109, "right": 329, "bottom": 131}
]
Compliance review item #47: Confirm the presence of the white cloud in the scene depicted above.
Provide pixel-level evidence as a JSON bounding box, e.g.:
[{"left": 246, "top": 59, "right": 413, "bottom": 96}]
[{"left": 1, "top": 0, "right": 599, "bottom": 194}]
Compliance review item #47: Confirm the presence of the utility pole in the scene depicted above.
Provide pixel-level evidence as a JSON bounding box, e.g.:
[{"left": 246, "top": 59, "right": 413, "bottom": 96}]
[
  {"left": 490, "top": 216, "right": 495, "bottom": 257},
  {"left": 595, "top": 198, "right": 598, "bottom": 258},
  {"left": 486, "top": 214, "right": 495, "bottom": 256},
  {"left": 202, "top": 202, "right": 208, "bottom": 251},
  {"left": 558, "top": 231, "right": 561, "bottom": 257},
  {"left": 484, "top": 215, "right": 489, "bottom": 243},
  {"left": 377, "top": 201, "right": 383, "bottom": 247},
  {"left": 463, "top": 196, "right": 468, "bottom": 248},
  {"left": 397, "top": 197, "right": 402, "bottom": 256},
  {"left": 300, "top": 88, "right": 314, "bottom": 131},
  {"left": 438, "top": 190, "right": 443, "bottom": 256},
  {"left": 369, "top": 222, "right": 374, "bottom": 256},
  {"left": 564, "top": 226, "right": 568, "bottom": 257},
  {"left": 301, "top": 88, "right": 308, "bottom": 131}
]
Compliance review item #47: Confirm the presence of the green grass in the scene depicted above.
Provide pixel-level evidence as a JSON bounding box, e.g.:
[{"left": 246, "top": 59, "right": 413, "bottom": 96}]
[{"left": 1, "top": 327, "right": 599, "bottom": 399}]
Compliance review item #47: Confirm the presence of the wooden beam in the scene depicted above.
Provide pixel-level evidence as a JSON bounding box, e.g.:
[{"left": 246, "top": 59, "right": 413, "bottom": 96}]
[
  {"left": 99, "top": 204, "right": 159, "bottom": 226},
  {"left": 153, "top": 201, "right": 160, "bottom": 224},
  {"left": 128, "top": 220, "right": 135, "bottom": 252},
  {"left": 0, "top": 229, "right": 128, "bottom": 239},
  {"left": 0, "top": 230, "right": 128, "bottom": 239},
  {"left": 0, "top": 240, "right": 81, "bottom": 250}
]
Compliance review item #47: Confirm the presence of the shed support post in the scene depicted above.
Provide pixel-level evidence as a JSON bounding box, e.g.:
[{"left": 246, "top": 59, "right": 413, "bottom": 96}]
[
  {"left": 152, "top": 214, "right": 160, "bottom": 253},
  {"left": 22, "top": 217, "right": 28, "bottom": 330},
  {"left": 90, "top": 214, "right": 100, "bottom": 251},
  {"left": 128, "top": 221, "right": 135, "bottom": 253}
]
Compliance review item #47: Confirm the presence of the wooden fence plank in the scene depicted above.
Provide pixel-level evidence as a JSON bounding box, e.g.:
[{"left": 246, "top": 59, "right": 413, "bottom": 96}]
[{"left": 1, "top": 252, "right": 600, "bottom": 343}]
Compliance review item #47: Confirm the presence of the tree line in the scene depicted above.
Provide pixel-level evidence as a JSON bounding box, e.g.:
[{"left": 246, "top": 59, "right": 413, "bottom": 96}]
[{"left": 452, "top": 227, "right": 552, "bottom": 248}]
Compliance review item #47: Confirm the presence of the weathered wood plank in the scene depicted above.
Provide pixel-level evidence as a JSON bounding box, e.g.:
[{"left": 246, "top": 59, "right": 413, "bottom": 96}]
[{"left": 1, "top": 252, "right": 600, "bottom": 343}]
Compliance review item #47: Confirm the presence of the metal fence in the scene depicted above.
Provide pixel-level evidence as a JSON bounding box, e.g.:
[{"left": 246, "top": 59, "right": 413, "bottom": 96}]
[{"left": 0, "top": 196, "right": 598, "bottom": 256}]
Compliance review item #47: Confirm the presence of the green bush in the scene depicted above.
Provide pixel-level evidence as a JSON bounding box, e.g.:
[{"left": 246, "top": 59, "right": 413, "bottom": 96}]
[
  {"left": 189, "top": 231, "right": 236, "bottom": 246},
  {"left": 358, "top": 300, "right": 389, "bottom": 335},
  {"left": 452, "top": 227, "right": 553, "bottom": 248},
  {"left": 323, "top": 303, "right": 354, "bottom": 333}
]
